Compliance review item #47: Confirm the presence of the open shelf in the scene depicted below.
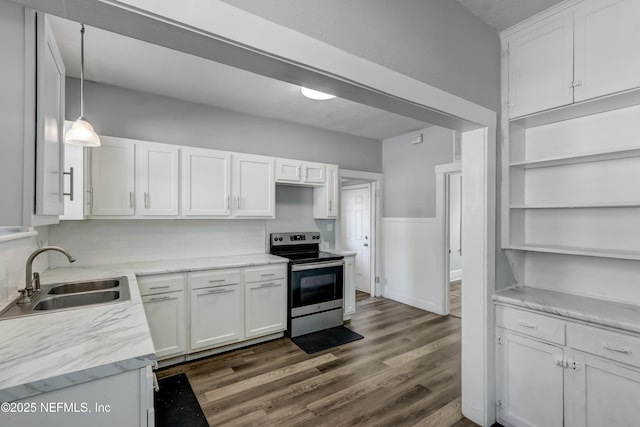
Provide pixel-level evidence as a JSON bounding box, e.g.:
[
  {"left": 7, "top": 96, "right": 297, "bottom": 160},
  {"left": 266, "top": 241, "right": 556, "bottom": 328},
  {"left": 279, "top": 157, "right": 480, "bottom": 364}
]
[
  {"left": 510, "top": 146, "right": 640, "bottom": 169},
  {"left": 508, "top": 244, "right": 640, "bottom": 261},
  {"left": 510, "top": 202, "right": 640, "bottom": 209}
]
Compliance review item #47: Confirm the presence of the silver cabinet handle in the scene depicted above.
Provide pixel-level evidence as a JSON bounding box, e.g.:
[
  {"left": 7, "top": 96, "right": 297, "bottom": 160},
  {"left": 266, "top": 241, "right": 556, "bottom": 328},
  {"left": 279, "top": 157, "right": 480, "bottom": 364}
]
[
  {"left": 63, "top": 167, "right": 74, "bottom": 201},
  {"left": 129, "top": 191, "right": 134, "bottom": 209},
  {"left": 144, "top": 192, "right": 149, "bottom": 209},
  {"left": 305, "top": 167, "right": 309, "bottom": 180},
  {"left": 226, "top": 195, "right": 230, "bottom": 210},
  {"left": 149, "top": 295, "right": 171, "bottom": 301},
  {"left": 236, "top": 196, "right": 240, "bottom": 210},
  {"left": 208, "top": 279, "right": 226, "bottom": 284},
  {"left": 329, "top": 200, "right": 332, "bottom": 212},
  {"left": 297, "top": 165, "right": 301, "bottom": 179},
  {"left": 88, "top": 188, "right": 94, "bottom": 208},
  {"left": 260, "top": 273, "right": 276, "bottom": 277},
  {"left": 603, "top": 342, "right": 631, "bottom": 355},
  {"left": 260, "top": 282, "right": 279, "bottom": 288},
  {"left": 149, "top": 285, "right": 170, "bottom": 290},
  {"left": 518, "top": 321, "right": 537, "bottom": 329},
  {"left": 153, "top": 372, "right": 159, "bottom": 392},
  {"left": 207, "top": 288, "right": 233, "bottom": 294}
]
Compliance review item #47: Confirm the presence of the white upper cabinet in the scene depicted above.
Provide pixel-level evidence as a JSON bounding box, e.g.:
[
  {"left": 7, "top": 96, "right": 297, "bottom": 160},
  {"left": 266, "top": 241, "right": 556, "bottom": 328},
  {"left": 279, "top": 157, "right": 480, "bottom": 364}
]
[
  {"left": 181, "top": 147, "right": 231, "bottom": 217},
  {"left": 137, "top": 142, "right": 179, "bottom": 217},
  {"left": 232, "top": 153, "right": 275, "bottom": 218},
  {"left": 574, "top": 0, "right": 640, "bottom": 102},
  {"left": 89, "top": 136, "right": 136, "bottom": 216},
  {"left": 506, "top": 10, "right": 575, "bottom": 118},
  {"left": 313, "top": 164, "right": 339, "bottom": 219},
  {"left": 275, "top": 158, "right": 326, "bottom": 185},
  {"left": 35, "top": 13, "right": 65, "bottom": 217}
]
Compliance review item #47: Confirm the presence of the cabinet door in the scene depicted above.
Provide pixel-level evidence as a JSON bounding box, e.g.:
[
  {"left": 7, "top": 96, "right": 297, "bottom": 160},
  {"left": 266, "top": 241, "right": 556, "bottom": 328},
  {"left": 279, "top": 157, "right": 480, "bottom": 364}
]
[
  {"left": 142, "top": 291, "right": 186, "bottom": 359},
  {"left": 190, "top": 285, "right": 242, "bottom": 351},
  {"left": 60, "top": 125, "right": 85, "bottom": 220},
  {"left": 506, "top": 11, "right": 574, "bottom": 118},
  {"left": 275, "top": 158, "right": 302, "bottom": 183},
  {"left": 565, "top": 349, "right": 640, "bottom": 427},
  {"left": 182, "top": 147, "right": 231, "bottom": 216},
  {"left": 137, "top": 142, "right": 179, "bottom": 217},
  {"left": 89, "top": 136, "right": 135, "bottom": 216},
  {"left": 303, "top": 162, "right": 326, "bottom": 184},
  {"left": 496, "top": 329, "right": 564, "bottom": 427},
  {"left": 574, "top": 0, "right": 640, "bottom": 102},
  {"left": 35, "top": 14, "right": 65, "bottom": 216},
  {"left": 343, "top": 256, "right": 356, "bottom": 316},
  {"left": 232, "top": 154, "right": 275, "bottom": 217},
  {"left": 313, "top": 164, "right": 339, "bottom": 219},
  {"left": 245, "top": 279, "right": 286, "bottom": 338}
]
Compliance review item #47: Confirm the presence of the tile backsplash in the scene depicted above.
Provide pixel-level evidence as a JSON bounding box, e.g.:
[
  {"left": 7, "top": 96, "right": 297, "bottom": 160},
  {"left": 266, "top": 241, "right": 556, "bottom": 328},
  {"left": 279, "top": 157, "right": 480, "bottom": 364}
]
[
  {"left": 0, "top": 227, "right": 49, "bottom": 309},
  {"left": 47, "top": 219, "right": 267, "bottom": 267}
]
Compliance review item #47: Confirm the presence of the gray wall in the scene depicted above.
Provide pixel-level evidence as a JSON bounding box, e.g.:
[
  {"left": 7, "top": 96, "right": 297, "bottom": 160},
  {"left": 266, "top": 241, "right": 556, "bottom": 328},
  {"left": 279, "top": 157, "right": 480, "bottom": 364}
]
[
  {"left": 382, "top": 126, "right": 454, "bottom": 217},
  {"left": 0, "top": 1, "right": 26, "bottom": 226},
  {"left": 66, "top": 78, "right": 382, "bottom": 172},
  {"left": 222, "top": 0, "right": 501, "bottom": 112}
]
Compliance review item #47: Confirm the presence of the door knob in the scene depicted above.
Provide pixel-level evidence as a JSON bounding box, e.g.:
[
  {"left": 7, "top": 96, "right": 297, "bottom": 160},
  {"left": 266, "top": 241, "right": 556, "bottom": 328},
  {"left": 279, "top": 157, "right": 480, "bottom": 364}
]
[{"left": 363, "top": 243, "right": 369, "bottom": 247}]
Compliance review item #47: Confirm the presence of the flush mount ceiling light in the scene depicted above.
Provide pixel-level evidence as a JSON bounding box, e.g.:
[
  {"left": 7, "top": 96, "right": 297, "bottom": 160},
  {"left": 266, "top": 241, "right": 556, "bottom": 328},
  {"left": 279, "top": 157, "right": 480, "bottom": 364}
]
[
  {"left": 300, "top": 87, "right": 336, "bottom": 100},
  {"left": 65, "top": 24, "right": 101, "bottom": 147}
]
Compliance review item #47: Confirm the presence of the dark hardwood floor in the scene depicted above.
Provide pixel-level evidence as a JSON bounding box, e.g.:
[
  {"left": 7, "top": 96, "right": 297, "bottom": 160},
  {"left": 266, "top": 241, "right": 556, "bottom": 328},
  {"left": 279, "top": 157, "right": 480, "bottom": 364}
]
[
  {"left": 158, "top": 290, "right": 475, "bottom": 426},
  {"left": 450, "top": 281, "right": 462, "bottom": 319}
]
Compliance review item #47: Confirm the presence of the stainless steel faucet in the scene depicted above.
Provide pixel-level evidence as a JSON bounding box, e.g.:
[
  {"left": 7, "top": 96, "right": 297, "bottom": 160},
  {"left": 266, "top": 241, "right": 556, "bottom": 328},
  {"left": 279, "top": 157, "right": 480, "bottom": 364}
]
[{"left": 18, "top": 246, "right": 76, "bottom": 304}]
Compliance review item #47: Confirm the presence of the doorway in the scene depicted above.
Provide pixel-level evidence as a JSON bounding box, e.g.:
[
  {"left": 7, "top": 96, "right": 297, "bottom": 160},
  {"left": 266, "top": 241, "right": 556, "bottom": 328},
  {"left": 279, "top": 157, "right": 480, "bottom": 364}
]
[
  {"left": 448, "top": 172, "right": 463, "bottom": 318},
  {"left": 341, "top": 184, "right": 372, "bottom": 295}
]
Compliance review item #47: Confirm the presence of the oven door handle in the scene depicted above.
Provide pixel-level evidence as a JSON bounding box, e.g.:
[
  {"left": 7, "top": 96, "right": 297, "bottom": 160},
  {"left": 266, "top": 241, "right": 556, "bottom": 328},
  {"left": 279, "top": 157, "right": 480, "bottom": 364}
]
[{"left": 291, "top": 260, "right": 344, "bottom": 272}]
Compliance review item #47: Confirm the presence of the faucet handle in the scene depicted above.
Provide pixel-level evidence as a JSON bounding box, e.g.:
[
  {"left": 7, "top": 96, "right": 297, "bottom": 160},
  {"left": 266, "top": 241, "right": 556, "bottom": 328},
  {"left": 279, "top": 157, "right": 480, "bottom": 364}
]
[
  {"left": 17, "top": 289, "right": 32, "bottom": 304},
  {"left": 32, "top": 272, "right": 41, "bottom": 291}
]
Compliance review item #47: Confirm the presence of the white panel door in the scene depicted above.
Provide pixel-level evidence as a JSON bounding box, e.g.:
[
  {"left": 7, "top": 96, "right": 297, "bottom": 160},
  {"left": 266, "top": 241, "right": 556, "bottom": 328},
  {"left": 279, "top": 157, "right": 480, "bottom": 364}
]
[
  {"left": 341, "top": 186, "right": 370, "bottom": 293},
  {"left": 343, "top": 255, "right": 356, "bottom": 316},
  {"left": 303, "top": 162, "right": 326, "bottom": 184},
  {"left": 565, "top": 349, "right": 640, "bottom": 427},
  {"left": 574, "top": 0, "right": 640, "bottom": 102},
  {"left": 181, "top": 147, "right": 231, "bottom": 217},
  {"left": 232, "top": 153, "right": 275, "bottom": 217},
  {"left": 275, "top": 158, "right": 302, "bottom": 183},
  {"left": 142, "top": 292, "right": 186, "bottom": 359},
  {"left": 507, "top": 11, "right": 574, "bottom": 118},
  {"left": 190, "top": 285, "right": 242, "bottom": 351},
  {"left": 496, "top": 329, "right": 564, "bottom": 427},
  {"left": 89, "top": 136, "right": 135, "bottom": 216},
  {"left": 245, "top": 279, "right": 286, "bottom": 338},
  {"left": 137, "top": 142, "right": 179, "bottom": 217},
  {"left": 35, "top": 14, "right": 65, "bottom": 216}
]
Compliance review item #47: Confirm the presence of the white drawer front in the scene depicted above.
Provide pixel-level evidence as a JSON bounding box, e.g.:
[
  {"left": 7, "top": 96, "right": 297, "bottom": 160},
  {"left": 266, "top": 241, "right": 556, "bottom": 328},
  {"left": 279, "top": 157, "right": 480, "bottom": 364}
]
[
  {"left": 496, "top": 305, "right": 565, "bottom": 345},
  {"left": 189, "top": 269, "right": 242, "bottom": 290},
  {"left": 244, "top": 265, "right": 287, "bottom": 283},
  {"left": 568, "top": 324, "right": 640, "bottom": 368},
  {"left": 138, "top": 273, "right": 185, "bottom": 296}
]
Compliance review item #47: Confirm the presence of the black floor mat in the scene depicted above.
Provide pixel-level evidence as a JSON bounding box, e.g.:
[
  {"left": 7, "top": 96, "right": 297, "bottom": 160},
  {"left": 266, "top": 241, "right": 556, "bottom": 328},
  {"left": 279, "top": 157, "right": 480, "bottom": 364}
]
[
  {"left": 154, "top": 373, "right": 208, "bottom": 427},
  {"left": 292, "top": 325, "right": 364, "bottom": 354}
]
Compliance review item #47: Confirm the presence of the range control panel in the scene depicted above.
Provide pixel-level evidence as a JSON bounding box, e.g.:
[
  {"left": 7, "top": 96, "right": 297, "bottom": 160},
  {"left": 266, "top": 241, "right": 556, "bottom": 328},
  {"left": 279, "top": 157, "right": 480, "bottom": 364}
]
[{"left": 270, "top": 232, "right": 321, "bottom": 246}]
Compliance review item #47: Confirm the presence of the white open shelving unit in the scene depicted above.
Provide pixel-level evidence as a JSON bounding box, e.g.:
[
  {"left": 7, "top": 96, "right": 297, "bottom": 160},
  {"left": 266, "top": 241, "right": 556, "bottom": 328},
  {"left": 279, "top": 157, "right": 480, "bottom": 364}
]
[{"left": 502, "top": 89, "right": 640, "bottom": 301}]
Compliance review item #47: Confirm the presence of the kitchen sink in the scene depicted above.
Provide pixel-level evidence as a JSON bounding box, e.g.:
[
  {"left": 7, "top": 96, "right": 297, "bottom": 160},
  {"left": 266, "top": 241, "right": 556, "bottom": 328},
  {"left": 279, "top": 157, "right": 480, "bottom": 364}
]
[
  {"left": 34, "top": 291, "right": 121, "bottom": 310},
  {"left": 0, "top": 276, "right": 130, "bottom": 319},
  {"left": 48, "top": 279, "right": 119, "bottom": 295}
]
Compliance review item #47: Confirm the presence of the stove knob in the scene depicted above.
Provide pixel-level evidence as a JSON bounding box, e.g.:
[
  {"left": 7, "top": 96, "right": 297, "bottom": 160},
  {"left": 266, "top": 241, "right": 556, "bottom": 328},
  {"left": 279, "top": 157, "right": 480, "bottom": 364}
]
[{"left": 279, "top": 237, "right": 283, "bottom": 241}]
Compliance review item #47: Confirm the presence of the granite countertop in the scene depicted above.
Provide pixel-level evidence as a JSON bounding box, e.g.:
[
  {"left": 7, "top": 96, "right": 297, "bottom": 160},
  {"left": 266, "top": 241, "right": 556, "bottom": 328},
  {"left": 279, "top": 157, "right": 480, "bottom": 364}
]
[
  {"left": 494, "top": 286, "right": 640, "bottom": 335},
  {"left": 0, "top": 253, "right": 288, "bottom": 402}
]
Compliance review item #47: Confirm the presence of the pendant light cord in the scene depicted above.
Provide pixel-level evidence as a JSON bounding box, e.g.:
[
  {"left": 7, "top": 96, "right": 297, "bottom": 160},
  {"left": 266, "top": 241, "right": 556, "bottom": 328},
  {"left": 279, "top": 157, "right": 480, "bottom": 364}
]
[{"left": 80, "top": 23, "right": 85, "bottom": 118}]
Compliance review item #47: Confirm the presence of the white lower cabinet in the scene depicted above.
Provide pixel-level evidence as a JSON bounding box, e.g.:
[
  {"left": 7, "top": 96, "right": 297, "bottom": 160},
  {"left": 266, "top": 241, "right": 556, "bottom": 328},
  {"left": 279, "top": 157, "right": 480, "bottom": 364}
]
[
  {"left": 1, "top": 366, "right": 154, "bottom": 427},
  {"left": 343, "top": 255, "right": 356, "bottom": 317},
  {"left": 190, "top": 283, "right": 243, "bottom": 351},
  {"left": 142, "top": 292, "right": 186, "bottom": 359},
  {"left": 245, "top": 278, "right": 286, "bottom": 338},
  {"left": 496, "top": 304, "right": 640, "bottom": 427},
  {"left": 496, "top": 329, "right": 564, "bottom": 427}
]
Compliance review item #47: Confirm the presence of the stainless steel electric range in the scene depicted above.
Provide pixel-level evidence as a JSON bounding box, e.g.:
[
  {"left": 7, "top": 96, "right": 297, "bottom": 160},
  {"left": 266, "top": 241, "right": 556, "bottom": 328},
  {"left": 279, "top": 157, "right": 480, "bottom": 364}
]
[{"left": 269, "top": 232, "right": 344, "bottom": 338}]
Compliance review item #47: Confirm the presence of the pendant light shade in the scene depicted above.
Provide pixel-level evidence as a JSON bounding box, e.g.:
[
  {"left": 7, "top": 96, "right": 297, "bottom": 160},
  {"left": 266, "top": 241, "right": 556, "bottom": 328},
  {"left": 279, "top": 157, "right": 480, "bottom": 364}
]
[{"left": 65, "top": 24, "right": 100, "bottom": 147}]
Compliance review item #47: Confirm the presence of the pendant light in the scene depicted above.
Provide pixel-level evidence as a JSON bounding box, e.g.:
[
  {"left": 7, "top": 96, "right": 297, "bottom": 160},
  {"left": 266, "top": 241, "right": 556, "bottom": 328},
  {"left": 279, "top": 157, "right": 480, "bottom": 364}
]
[{"left": 65, "top": 24, "right": 100, "bottom": 147}]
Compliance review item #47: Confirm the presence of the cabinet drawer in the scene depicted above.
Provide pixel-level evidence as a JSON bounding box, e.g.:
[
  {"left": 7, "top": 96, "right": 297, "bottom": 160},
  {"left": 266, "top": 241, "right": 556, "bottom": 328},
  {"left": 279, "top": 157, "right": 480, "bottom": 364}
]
[
  {"left": 189, "top": 269, "right": 242, "bottom": 290},
  {"left": 244, "top": 265, "right": 287, "bottom": 283},
  {"left": 496, "top": 305, "right": 565, "bottom": 345},
  {"left": 138, "top": 273, "right": 185, "bottom": 296},
  {"left": 568, "top": 324, "right": 640, "bottom": 368}
]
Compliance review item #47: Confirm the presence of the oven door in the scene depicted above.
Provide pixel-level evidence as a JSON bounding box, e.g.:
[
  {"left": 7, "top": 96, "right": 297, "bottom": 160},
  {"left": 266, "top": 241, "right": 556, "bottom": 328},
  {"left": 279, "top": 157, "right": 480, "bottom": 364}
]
[{"left": 290, "top": 260, "right": 344, "bottom": 317}]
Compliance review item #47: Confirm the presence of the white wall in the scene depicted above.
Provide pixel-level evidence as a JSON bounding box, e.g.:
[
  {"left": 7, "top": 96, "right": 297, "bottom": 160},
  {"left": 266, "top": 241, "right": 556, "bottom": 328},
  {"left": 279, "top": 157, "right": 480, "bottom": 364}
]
[
  {"left": 0, "top": 229, "right": 49, "bottom": 309},
  {"left": 382, "top": 218, "right": 442, "bottom": 313},
  {"left": 449, "top": 172, "right": 463, "bottom": 281}
]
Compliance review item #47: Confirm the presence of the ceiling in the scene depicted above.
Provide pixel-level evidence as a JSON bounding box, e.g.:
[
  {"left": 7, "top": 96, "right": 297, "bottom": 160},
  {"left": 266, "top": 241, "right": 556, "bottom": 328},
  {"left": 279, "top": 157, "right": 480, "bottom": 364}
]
[
  {"left": 457, "top": 0, "right": 565, "bottom": 31},
  {"left": 48, "top": 16, "right": 431, "bottom": 141}
]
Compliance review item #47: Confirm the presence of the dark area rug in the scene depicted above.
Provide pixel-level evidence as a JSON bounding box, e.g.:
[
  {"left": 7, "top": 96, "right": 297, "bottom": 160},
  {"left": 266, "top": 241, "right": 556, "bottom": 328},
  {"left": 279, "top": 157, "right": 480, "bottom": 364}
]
[
  {"left": 154, "top": 373, "right": 208, "bottom": 427},
  {"left": 292, "top": 325, "right": 364, "bottom": 354}
]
